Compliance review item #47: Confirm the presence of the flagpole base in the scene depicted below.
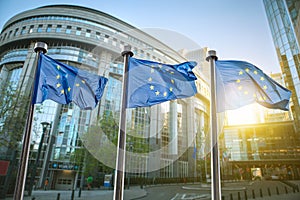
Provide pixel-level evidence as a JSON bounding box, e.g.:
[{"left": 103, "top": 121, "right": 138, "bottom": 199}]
[{"left": 34, "top": 42, "right": 48, "bottom": 54}]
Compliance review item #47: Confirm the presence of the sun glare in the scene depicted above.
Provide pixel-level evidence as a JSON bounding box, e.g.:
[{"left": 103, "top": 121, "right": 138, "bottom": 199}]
[{"left": 226, "top": 104, "right": 263, "bottom": 125}]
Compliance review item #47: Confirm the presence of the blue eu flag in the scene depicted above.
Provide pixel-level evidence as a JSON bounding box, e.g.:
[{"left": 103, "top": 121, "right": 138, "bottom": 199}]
[
  {"left": 127, "top": 57, "right": 197, "bottom": 108},
  {"left": 215, "top": 60, "right": 291, "bottom": 112},
  {"left": 33, "top": 54, "right": 108, "bottom": 110}
]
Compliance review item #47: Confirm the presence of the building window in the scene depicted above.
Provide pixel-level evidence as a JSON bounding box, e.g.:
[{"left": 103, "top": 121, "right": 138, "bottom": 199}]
[
  {"left": 14, "top": 28, "right": 19, "bottom": 36},
  {"left": 21, "top": 26, "right": 26, "bottom": 35},
  {"left": 56, "top": 25, "right": 62, "bottom": 32},
  {"left": 46, "top": 25, "right": 52, "bottom": 32},
  {"left": 66, "top": 26, "right": 72, "bottom": 34},
  {"left": 104, "top": 35, "right": 109, "bottom": 43},
  {"left": 37, "top": 25, "right": 43, "bottom": 33},
  {"left": 28, "top": 25, "right": 34, "bottom": 33},
  {"left": 2, "top": 33, "right": 7, "bottom": 41},
  {"left": 76, "top": 27, "right": 81, "bottom": 35},
  {"left": 85, "top": 29, "right": 91, "bottom": 37},
  {"left": 96, "top": 32, "right": 101, "bottom": 40},
  {"left": 7, "top": 30, "right": 12, "bottom": 38}
]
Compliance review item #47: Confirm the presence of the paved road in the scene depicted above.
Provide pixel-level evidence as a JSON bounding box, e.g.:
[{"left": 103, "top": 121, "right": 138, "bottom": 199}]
[
  {"left": 4, "top": 181, "right": 300, "bottom": 200},
  {"left": 139, "top": 181, "right": 300, "bottom": 200}
]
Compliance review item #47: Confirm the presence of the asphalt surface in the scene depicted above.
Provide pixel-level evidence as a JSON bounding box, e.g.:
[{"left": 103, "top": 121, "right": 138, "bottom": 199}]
[{"left": 3, "top": 180, "right": 300, "bottom": 200}]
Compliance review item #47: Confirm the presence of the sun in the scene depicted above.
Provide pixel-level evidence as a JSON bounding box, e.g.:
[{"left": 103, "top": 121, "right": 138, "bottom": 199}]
[{"left": 226, "top": 104, "right": 263, "bottom": 125}]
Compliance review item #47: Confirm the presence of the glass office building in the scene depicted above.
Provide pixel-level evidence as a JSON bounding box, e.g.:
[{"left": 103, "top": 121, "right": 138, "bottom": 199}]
[
  {"left": 0, "top": 5, "right": 210, "bottom": 192},
  {"left": 263, "top": 0, "right": 300, "bottom": 131}
]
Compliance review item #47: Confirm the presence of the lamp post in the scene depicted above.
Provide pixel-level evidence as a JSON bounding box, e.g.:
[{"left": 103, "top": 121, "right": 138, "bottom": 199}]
[
  {"left": 28, "top": 122, "right": 50, "bottom": 195},
  {"left": 127, "top": 144, "right": 133, "bottom": 189}
]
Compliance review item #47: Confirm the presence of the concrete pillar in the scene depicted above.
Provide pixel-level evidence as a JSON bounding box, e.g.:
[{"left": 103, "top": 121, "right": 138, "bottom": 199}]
[{"left": 169, "top": 101, "right": 178, "bottom": 155}]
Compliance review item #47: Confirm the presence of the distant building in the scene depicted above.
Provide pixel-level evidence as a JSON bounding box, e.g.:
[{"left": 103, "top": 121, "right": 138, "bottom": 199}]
[{"left": 221, "top": 121, "right": 300, "bottom": 180}]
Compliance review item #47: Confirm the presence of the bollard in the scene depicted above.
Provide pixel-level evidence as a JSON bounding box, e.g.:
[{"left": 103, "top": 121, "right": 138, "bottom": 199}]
[
  {"left": 268, "top": 187, "right": 271, "bottom": 196},
  {"left": 285, "top": 186, "right": 288, "bottom": 194},
  {"left": 230, "top": 193, "right": 233, "bottom": 200},
  {"left": 78, "top": 187, "right": 82, "bottom": 197},
  {"left": 244, "top": 190, "right": 248, "bottom": 200},
  {"left": 259, "top": 188, "right": 263, "bottom": 197},
  {"left": 56, "top": 193, "right": 60, "bottom": 200},
  {"left": 238, "top": 192, "right": 241, "bottom": 200},
  {"left": 252, "top": 189, "right": 255, "bottom": 199},
  {"left": 71, "top": 189, "right": 75, "bottom": 200},
  {"left": 276, "top": 186, "right": 279, "bottom": 195}
]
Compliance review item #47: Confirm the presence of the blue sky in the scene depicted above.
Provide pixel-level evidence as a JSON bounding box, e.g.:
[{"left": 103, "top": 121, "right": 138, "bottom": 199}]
[{"left": 0, "top": 0, "right": 280, "bottom": 73}]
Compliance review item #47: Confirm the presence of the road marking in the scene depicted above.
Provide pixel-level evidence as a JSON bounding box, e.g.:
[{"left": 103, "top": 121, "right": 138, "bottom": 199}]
[
  {"left": 170, "top": 193, "right": 179, "bottom": 200},
  {"left": 170, "top": 193, "right": 210, "bottom": 200}
]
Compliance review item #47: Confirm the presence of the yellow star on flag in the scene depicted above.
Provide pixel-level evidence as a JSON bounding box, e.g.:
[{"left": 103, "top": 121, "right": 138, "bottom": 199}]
[
  {"left": 75, "top": 83, "right": 80, "bottom": 87},
  {"left": 239, "top": 71, "right": 243, "bottom": 75},
  {"left": 150, "top": 85, "right": 154, "bottom": 90},
  {"left": 56, "top": 83, "right": 61, "bottom": 88},
  {"left": 68, "top": 87, "right": 71, "bottom": 92},
  {"left": 56, "top": 75, "right": 60, "bottom": 79},
  {"left": 57, "top": 65, "right": 60, "bottom": 70},
  {"left": 163, "top": 92, "right": 167, "bottom": 97},
  {"left": 155, "top": 91, "right": 160, "bottom": 96},
  {"left": 236, "top": 79, "right": 241, "bottom": 83},
  {"left": 260, "top": 77, "right": 265, "bottom": 81},
  {"left": 148, "top": 77, "right": 152, "bottom": 82},
  {"left": 263, "top": 85, "right": 267, "bottom": 90},
  {"left": 61, "top": 89, "right": 64, "bottom": 94},
  {"left": 245, "top": 68, "right": 250, "bottom": 73}
]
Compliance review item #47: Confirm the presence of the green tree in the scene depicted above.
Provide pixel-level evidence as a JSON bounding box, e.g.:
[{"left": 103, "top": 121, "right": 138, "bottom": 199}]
[
  {"left": 0, "top": 82, "right": 30, "bottom": 149},
  {"left": 99, "top": 111, "right": 119, "bottom": 145}
]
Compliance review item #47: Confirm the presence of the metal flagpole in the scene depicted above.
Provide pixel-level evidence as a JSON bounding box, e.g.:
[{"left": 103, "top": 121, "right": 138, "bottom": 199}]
[
  {"left": 206, "top": 50, "right": 221, "bottom": 200},
  {"left": 13, "top": 42, "right": 48, "bottom": 200},
  {"left": 113, "top": 45, "right": 133, "bottom": 200}
]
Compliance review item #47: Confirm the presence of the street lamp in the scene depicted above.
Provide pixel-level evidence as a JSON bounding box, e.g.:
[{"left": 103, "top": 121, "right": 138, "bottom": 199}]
[
  {"left": 127, "top": 144, "right": 133, "bottom": 189},
  {"left": 28, "top": 121, "right": 50, "bottom": 196}
]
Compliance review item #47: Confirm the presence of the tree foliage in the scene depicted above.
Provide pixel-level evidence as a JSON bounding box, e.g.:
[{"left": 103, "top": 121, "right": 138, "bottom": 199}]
[{"left": 0, "top": 82, "right": 30, "bottom": 149}]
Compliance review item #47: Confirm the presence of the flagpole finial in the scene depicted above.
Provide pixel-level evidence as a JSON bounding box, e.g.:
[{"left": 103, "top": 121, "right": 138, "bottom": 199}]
[
  {"left": 34, "top": 42, "right": 48, "bottom": 54},
  {"left": 121, "top": 45, "right": 134, "bottom": 57},
  {"left": 206, "top": 50, "right": 218, "bottom": 61}
]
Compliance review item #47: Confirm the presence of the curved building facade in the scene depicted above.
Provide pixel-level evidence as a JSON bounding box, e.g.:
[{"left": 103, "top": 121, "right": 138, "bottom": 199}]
[{"left": 0, "top": 5, "right": 210, "bottom": 191}]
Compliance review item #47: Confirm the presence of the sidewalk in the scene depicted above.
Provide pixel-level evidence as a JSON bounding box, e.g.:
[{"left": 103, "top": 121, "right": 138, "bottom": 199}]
[
  {"left": 5, "top": 186, "right": 147, "bottom": 200},
  {"left": 248, "top": 192, "right": 300, "bottom": 200}
]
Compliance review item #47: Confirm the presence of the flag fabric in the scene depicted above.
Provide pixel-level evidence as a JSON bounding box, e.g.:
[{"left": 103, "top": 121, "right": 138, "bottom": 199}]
[
  {"left": 215, "top": 60, "right": 291, "bottom": 112},
  {"left": 127, "top": 57, "right": 197, "bottom": 108},
  {"left": 32, "top": 54, "right": 108, "bottom": 110}
]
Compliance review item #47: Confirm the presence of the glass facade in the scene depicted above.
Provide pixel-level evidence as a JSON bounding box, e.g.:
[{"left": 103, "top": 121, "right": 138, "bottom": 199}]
[
  {"left": 263, "top": 0, "right": 300, "bottom": 130},
  {"left": 222, "top": 122, "right": 300, "bottom": 179},
  {"left": 0, "top": 5, "right": 211, "bottom": 195}
]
